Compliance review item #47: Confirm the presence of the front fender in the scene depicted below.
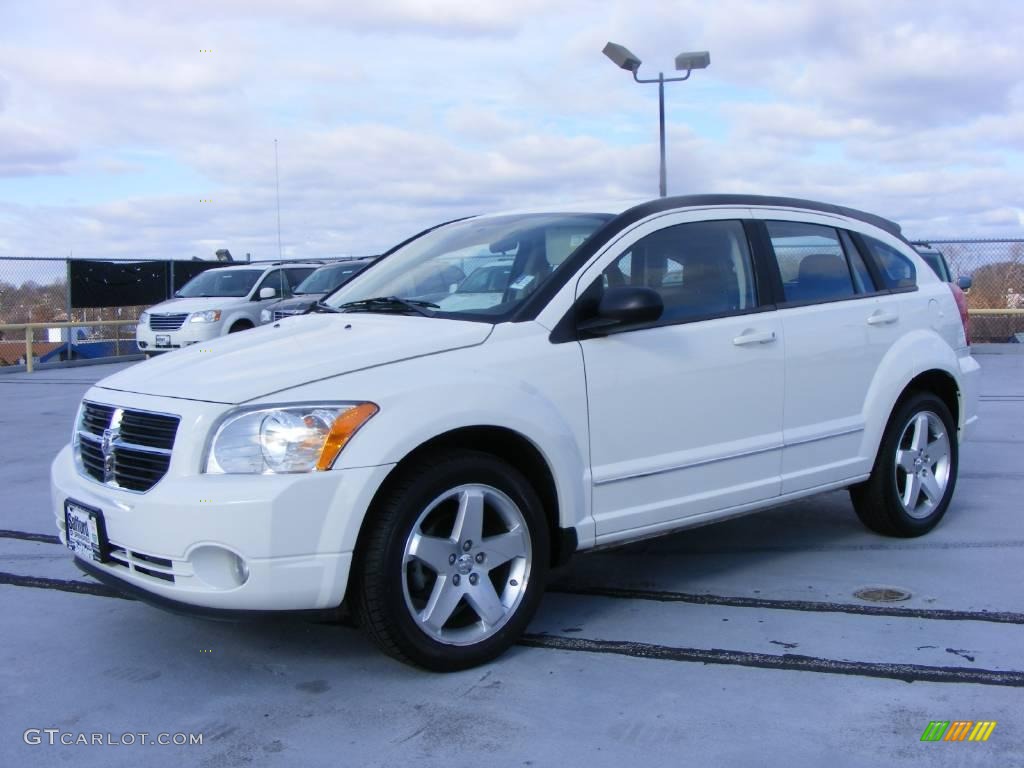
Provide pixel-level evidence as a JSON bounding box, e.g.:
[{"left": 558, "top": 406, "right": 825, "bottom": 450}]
[
  {"left": 221, "top": 309, "right": 258, "bottom": 333},
  {"left": 264, "top": 329, "right": 594, "bottom": 547},
  {"left": 347, "top": 381, "right": 588, "bottom": 532}
]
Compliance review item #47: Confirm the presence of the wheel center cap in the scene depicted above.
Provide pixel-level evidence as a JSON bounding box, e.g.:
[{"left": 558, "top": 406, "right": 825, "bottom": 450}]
[{"left": 455, "top": 554, "right": 474, "bottom": 575}]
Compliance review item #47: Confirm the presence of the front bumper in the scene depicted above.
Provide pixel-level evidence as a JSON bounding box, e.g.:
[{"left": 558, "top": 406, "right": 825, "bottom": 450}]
[
  {"left": 51, "top": 443, "right": 394, "bottom": 611},
  {"left": 136, "top": 320, "right": 222, "bottom": 352}
]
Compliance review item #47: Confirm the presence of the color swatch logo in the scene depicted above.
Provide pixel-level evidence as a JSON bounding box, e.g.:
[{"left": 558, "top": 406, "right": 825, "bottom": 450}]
[{"left": 921, "top": 721, "right": 996, "bottom": 742}]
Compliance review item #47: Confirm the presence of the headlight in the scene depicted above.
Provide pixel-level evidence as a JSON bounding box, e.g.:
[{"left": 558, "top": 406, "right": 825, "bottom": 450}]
[
  {"left": 205, "top": 403, "right": 378, "bottom": 474},
  {"left": 260, "top": 309, "right": 271, "bottom": 323},
  {"left": 138, "top": 311, "right": 149, "bottom": 325},
  {"left": 190, "top": 310, "right": 222, "bottom": 323}
]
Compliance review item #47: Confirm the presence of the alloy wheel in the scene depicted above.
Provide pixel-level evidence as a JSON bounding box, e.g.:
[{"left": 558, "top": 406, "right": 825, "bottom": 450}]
[
  {"left": 401, "top": 484, "right": 532, "bottom": 646},
  {"left": 893, "top": 410, "right": 951, "bottom": 519}
]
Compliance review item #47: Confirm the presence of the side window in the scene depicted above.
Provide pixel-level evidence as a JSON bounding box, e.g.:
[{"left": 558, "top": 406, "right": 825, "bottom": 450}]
[
  {"left": 255, "top": 269, "right": 285, "bottom": 298},
  {"left": 285, "top": 268, "right": 314, "bottom": 293},
  {"left": 599, "top": 220, "right": 757, "bottom": 324},
  {"left": 839, "top": 230, "right": 877, "bottom": 293},
  {"left": 766, "top": 221, "right": 855, "bottom": 304},
  {"left": 860, "top": 235, "right": 917, "bottom": 290}
]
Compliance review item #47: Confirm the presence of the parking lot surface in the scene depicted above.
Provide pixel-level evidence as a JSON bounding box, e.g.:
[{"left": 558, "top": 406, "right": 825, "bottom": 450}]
[{"left": 2, "top": 349, "right": 1022, "bottom": 767}]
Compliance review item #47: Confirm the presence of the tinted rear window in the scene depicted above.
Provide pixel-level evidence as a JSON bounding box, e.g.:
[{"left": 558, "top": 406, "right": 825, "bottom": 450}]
[{"left": 861, "top": 236, "right": 917, "bottom": 290}]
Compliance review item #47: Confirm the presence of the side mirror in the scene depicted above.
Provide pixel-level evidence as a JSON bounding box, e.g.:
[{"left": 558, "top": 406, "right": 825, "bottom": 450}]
[
  {"left": 258, "top": 287, "right": 277, "bottom": 300},
  {"left": 957, "top": 275, "right": 972, "bottom": 291},
  {"left": 577, "top": 286, "right": 663, "bottom": 334},
  {"left": 449, "top": 283, "right": 458, "bottom": 293}
]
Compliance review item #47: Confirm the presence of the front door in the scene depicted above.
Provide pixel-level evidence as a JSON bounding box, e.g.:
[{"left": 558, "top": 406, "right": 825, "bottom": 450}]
[{"left": 576, "top": 214, "right": 785, "bottom": 541}]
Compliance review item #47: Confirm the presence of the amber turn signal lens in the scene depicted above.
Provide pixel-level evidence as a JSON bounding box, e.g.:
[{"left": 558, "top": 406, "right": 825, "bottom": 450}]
[{"left": 315, "top": 403, "right": 379, "bottom": 470}]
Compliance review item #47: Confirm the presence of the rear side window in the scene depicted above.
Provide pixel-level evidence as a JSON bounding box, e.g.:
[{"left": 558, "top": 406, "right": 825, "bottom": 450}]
[
  {"left": 766, "top": 221, "right": 855, "bottom": 304},
  {"left": 860, "top": 236, "right": 917, "bottom": 290},
  {"left": 285, "top": 268, "right": 315, "bottom": 292},
  {"left": 599, "top": 219, "right": 757, "bottom": 324}
]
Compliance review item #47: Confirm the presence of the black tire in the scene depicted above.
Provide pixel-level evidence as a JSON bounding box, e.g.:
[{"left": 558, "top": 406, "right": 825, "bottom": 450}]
[
  {"left": 228, "top": 321, "right": 253, "bottom": 334},
  {"left": 353, "top": 450, "right": 550, "bottom": 671},
  {"left": 850, "top": 391, "right": 958, "bottom": 537}
]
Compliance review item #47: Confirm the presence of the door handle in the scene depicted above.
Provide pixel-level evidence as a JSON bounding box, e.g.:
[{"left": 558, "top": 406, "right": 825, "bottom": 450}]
[
  {"left": 733, "top": 330, "right": 777, "bottom": 346},
  {"left": 867, "top": 310, "right": 899, "bottom": 326}
]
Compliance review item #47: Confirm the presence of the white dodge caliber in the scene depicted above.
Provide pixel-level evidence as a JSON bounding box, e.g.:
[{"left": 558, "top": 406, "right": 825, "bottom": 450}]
[{"left": 51, "top": 195, "right": 980, "bottom": 670}]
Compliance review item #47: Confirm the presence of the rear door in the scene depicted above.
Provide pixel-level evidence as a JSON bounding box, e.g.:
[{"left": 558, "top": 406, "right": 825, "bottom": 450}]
[
  {"left": 753, "top": 212, "right": 907, "bottom": 493},
  {"left": 574, "top": 211, "right": 785, "bottom": 540}
]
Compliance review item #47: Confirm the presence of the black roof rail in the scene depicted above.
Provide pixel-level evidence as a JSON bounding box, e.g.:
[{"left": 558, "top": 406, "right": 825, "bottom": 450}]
[{"left": 619, "top": 194, "right": 906, "bottom": 240}]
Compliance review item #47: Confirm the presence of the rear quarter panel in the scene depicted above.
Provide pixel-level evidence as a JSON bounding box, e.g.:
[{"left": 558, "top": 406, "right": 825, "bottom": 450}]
[{"left": 857, "top": 280, "right": 971, "bottom": 467}]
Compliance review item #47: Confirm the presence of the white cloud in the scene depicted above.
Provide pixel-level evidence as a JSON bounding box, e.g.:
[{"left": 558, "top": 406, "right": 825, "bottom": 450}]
[{"left": 0, "top": 0, "right": 1021, "bottom": 273}]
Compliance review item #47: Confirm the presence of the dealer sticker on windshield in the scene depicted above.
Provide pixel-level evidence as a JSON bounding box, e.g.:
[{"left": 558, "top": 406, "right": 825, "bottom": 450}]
[{"left": 509, "top": 274, "right": 535, "bottom": 291}]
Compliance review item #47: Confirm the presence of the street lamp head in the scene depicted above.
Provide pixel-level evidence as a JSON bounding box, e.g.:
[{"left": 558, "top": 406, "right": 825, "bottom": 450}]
[
  {"left": 603, "top": 42, "right": 642, "bottom": 73},
  {"left": 674, "top": 50, "right": 710, "bottom": 71}
]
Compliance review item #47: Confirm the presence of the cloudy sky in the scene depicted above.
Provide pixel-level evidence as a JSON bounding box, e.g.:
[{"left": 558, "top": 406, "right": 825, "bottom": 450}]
[{"left": 1, "top": 0, "right": 1022, "bottom": 270}]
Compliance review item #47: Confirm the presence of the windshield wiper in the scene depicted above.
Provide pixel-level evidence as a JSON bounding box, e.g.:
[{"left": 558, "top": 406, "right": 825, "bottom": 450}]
[{"left": 335, "top": 296, "right": 439, "bottom": 317}]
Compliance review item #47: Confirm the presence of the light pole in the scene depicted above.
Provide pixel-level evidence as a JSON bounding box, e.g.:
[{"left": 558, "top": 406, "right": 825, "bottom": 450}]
[{"left": 603, "top": 43, "right": 710, "bottom": 197}]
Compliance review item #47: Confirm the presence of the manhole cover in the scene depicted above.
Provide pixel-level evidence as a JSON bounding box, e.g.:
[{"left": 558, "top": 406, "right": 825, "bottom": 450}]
[{"left": 854, "top": 586, "right": 912, "bottom": 603}]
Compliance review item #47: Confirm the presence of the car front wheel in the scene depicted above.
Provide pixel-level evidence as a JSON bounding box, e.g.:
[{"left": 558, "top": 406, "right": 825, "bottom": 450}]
[
  {"left": 851, "top": 392, "right": 958, "bottom": 537},
  {"left": 354, "top": 450, "right": 549, "bottom": 671}
]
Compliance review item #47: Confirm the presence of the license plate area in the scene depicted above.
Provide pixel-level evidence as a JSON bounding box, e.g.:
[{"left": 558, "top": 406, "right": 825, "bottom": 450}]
[
  {"left": 155, "top": 334, "right": 171, "bottom": 347},
  {"left": 64, "top": 499, "right": 109, "bottom": 562}
]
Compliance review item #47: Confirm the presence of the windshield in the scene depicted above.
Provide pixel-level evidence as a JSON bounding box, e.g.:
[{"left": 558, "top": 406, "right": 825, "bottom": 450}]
[
  {"left": 176, "top": 269, "right": 263, "bottom": 298},
  {"left": 458, "top": 263, "right": 513, "bottom": 293},
  {"left": 324, "top": 213, "right": 611, "bottom": 321},
  {"left": 295, "top": 262, "right": 368, "bottom": 294}
]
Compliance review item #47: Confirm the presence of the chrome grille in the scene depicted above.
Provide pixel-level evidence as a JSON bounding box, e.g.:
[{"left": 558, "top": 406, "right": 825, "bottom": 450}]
[
  {"left": 76, "top": 401, "right": 179, "bottom": 492},
  {"left": 149, "top": 313, "right": 188, "bottom": 331},
  {"left": 273, "top": 309, "right": 302, "bottom": 321}
]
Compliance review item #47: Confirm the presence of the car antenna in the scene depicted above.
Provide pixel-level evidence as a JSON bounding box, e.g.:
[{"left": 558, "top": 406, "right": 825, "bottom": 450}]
[{"left": 275, "top": 138, "right": 283, "bottom": 260}]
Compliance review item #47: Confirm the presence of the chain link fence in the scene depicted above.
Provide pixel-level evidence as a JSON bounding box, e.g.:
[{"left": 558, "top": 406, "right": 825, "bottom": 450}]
[
  {"left": 911, "top": 239, "right": 1024, "bottom": 342},
  {"left": 1, "top": 239, "right": 1023, "bottom": 368},
  {"left": 0, "top": 257, "right": 153, "bottom": 367}
]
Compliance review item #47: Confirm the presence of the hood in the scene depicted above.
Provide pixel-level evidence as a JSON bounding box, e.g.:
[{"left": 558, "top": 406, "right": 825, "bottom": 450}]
[
  {"left": 146, "top": 297, "right": 247, "bottom": 314},
  {"left": 100, "top": 313, "right": 493, "bottom": 403}
]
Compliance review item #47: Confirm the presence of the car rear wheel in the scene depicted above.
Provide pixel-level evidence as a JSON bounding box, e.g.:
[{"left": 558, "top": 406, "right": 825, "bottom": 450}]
[
  {"left": 850, "top": 392, "right": 958, "bottom": 537},
  {"left": 354, "top": 450, "right": 549, "bottom": 671}
]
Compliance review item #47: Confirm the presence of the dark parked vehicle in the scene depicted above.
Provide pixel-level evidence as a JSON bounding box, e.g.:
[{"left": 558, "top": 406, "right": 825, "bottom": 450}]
[
  {"left": 915, "top": 244, "right": 972, "bottom": 290},
  {"left": 260, "top": 258, "right": 376, "bottom": 324}
]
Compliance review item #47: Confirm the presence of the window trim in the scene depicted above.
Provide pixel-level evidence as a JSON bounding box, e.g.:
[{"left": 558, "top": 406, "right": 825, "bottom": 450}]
[
  {"left": 550, "top": 217, "right": 773, "bottom": 343},
  {"left": 838, "top": 229, "right": 880, "bottom": 294}
]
